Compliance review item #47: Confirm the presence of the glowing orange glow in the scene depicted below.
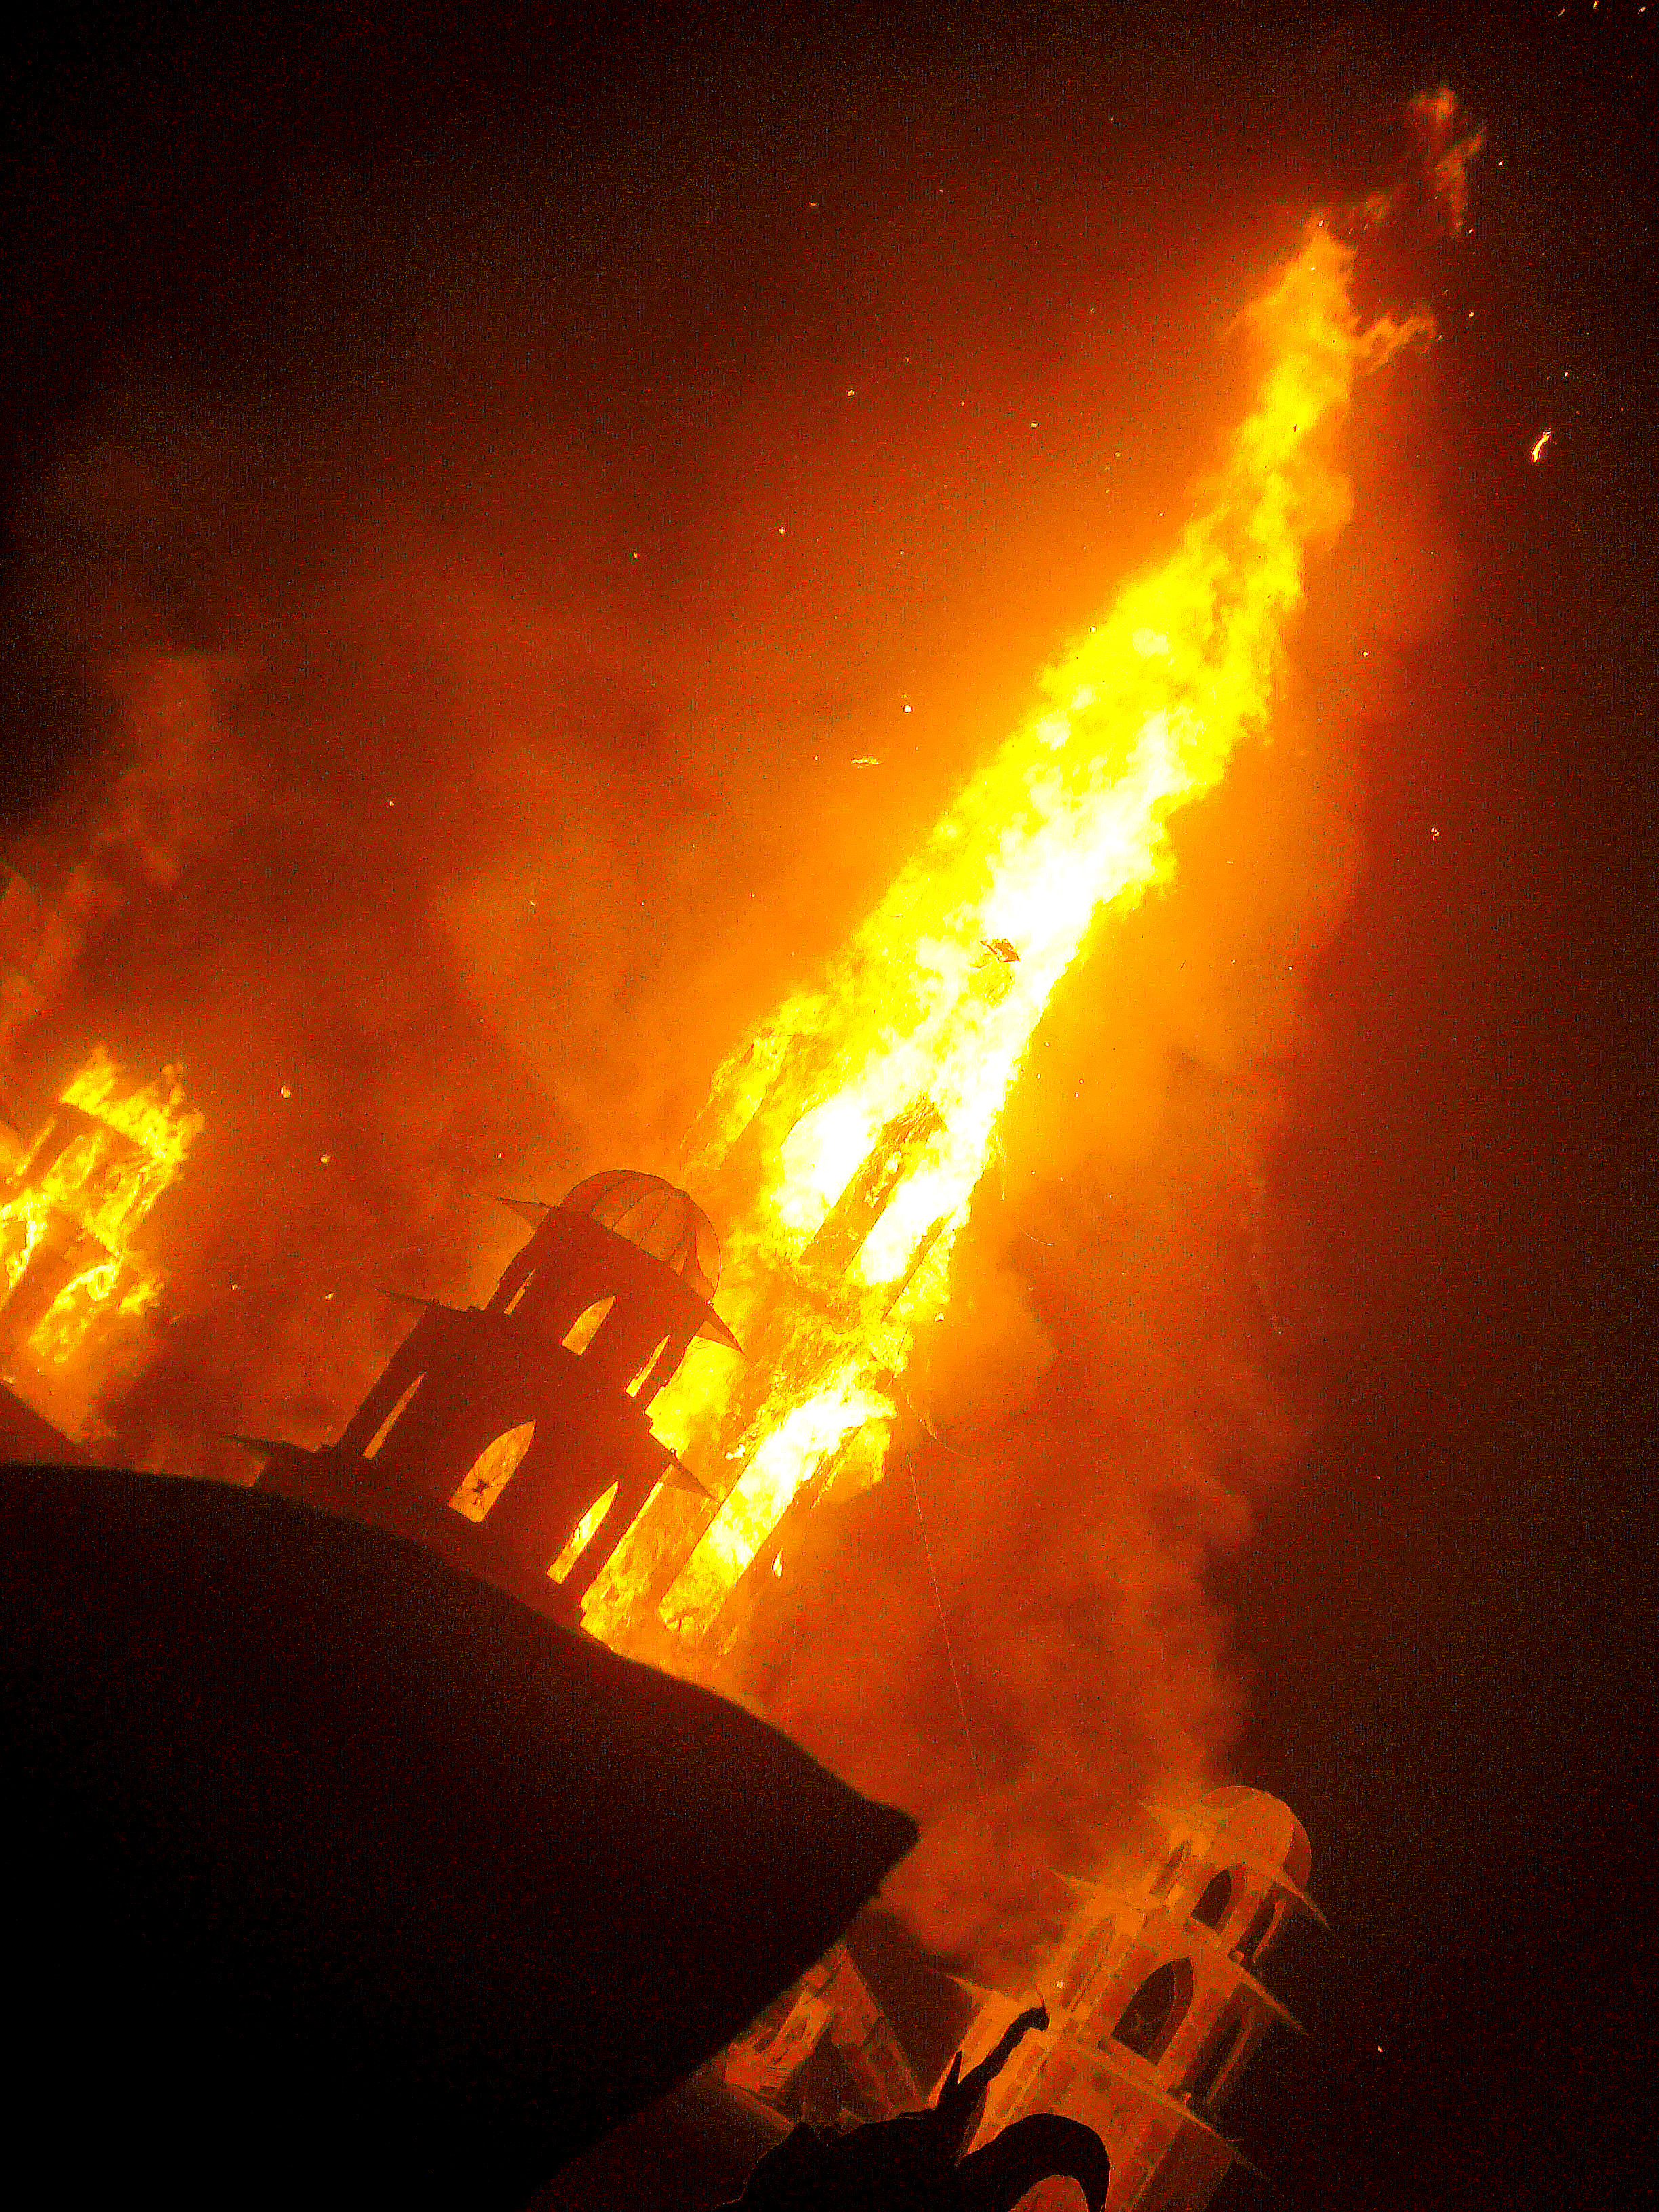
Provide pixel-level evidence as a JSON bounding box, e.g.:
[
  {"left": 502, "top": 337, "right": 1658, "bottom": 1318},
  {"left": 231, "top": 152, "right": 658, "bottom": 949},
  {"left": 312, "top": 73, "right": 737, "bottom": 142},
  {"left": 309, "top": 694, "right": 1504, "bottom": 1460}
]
[
  {"left": 0, "top": 1046, "right": 203, "bottom": 1366},
  {"left": 550, "top": 1481, "right": 618, "bottom": 1582},
  {"left": 1531, "top": 428, "right": 1552, "bottom": 464},
  {"left": 450, "top": 1420, "right": 534, "bottom": 1521},
  {"left": 579, "top": 222, "right": 1430, "bottom": 1658}
]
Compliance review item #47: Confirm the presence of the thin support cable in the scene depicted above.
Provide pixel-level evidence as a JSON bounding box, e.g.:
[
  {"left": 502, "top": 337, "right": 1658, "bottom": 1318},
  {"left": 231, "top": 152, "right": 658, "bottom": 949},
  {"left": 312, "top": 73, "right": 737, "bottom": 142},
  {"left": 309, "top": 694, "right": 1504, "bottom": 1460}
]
[
  {"left": 226, "top": 1231, "right": 470, "bottom": 1294},
  {"left": 905, "top": 1440, "right": 988, "bottom": 1830}
]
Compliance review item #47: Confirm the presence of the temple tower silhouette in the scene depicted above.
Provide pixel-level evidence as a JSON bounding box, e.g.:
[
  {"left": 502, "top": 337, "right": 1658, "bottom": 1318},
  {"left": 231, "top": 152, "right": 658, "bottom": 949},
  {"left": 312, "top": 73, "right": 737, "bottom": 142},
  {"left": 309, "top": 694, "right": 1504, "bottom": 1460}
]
[
  {"left": 949, "top": 1787, "right": 1324, "bottom": 2212},
  {"left": 247, "top": 1170, "right": 739, "bottom": 1627}
]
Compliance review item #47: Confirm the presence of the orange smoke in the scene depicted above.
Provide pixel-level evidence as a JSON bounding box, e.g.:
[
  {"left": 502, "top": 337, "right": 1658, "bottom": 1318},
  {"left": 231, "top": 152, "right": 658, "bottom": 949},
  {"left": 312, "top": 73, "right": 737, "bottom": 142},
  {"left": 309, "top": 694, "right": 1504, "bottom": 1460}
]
[{"left": 0, "top": 91, "right": 1464, "bottom": 1967}]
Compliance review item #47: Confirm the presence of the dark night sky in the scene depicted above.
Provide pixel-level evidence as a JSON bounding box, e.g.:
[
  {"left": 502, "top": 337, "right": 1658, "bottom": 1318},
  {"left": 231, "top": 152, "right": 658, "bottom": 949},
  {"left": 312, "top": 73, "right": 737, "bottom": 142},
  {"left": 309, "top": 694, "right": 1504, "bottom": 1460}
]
[{"left": 3, "top": 7, "right": 1654, "bottom": 2210}]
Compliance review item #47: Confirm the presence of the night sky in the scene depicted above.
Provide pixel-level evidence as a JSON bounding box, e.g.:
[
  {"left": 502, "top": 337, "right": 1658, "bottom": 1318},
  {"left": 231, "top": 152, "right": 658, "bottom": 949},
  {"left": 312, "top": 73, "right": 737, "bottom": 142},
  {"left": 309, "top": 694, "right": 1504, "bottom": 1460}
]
[{"left": 3, "top": 7, "right": 1654, "bottom": 2211}]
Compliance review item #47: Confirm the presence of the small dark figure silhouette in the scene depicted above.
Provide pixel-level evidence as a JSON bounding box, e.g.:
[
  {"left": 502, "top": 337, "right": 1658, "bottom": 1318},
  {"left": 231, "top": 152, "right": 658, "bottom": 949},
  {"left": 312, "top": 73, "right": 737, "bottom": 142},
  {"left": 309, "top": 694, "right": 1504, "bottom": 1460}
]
[{"left": 719, "top": 2003, "right": 1109, "bottom": 2212}]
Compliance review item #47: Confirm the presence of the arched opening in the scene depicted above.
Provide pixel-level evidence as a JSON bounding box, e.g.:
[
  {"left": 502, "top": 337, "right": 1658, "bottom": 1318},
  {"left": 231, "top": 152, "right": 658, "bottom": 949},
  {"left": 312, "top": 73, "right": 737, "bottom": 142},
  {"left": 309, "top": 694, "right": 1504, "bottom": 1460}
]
[
  {"left": 626, "top": 1332, "right": 672, "bottom": 1397},
  {"left": 1151, "top": 1841, "right": 1189, "bottom": 1897},
  {"left": 550, "top": 1481, "right": 618, "bottom": 1582},
  {"left": 449, "top": 1422, "right": 535, "bottom": 1521},
  {"left": 1183, "top": 2012, "right": 1244, "bottom": 2110},
  {"left": 1111, "top": 1959, "right": 1193, "bottom": 2062},
  {"left": 562, "top": 1296, "right": 614, "bottom": 1353},
  {"left": 363, "top": 1374, "right": 423, "bottom": 1458},
  {"left": 1236, "top": 1895, "right": 1283, "bottom": 1964},
  {"left": 1054, "top": 1917, "right": 1113, "bottom": 2009},
  {"left": 1190, "top": 1868, "right": 1240, "bottom": 1931}
]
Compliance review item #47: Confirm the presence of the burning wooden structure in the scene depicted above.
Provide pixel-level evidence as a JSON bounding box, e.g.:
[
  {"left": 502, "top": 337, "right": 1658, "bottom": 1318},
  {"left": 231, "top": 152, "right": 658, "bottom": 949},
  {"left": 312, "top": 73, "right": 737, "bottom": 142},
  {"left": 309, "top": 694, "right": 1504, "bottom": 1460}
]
[{"left": 245, "top": 1168, "right": 739, "bottom": 1627}]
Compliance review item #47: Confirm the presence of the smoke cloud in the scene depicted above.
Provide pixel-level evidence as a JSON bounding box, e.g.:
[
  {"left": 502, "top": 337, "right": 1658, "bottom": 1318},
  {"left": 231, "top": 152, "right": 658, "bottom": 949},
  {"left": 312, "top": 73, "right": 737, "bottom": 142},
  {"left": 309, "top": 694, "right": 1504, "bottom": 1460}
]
[{"left": 1, "top": 96, "right": 1456, "bottom": 1980}]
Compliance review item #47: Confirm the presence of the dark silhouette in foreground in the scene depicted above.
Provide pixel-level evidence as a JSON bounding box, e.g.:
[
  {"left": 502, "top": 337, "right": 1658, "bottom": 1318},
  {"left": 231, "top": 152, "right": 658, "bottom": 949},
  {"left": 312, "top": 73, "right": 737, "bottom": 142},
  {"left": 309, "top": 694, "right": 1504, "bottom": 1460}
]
[
  {"left": 718, "top": 2004, "right": 1110, "bottom": 2212},
  {"left": 1, "top": 1465, "right": 916, "bottom": 2210}
]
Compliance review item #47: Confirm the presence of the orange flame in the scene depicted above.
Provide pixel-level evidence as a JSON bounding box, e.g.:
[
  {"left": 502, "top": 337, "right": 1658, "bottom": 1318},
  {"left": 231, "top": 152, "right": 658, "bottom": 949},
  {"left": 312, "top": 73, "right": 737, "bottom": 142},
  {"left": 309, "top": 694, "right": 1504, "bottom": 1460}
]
[
  {"left": 0, "top": 1046, "right": 203, "bottom": 1369},
  {"left": 582, "top": 221, "right": 1429, "bottom": 1658}
]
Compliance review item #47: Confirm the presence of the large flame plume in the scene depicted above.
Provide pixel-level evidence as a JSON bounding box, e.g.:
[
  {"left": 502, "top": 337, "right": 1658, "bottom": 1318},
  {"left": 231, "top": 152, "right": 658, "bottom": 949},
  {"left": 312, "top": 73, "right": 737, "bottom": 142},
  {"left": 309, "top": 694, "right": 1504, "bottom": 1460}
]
[{"left": 583, "top": 222, "right": 1429, "bottom": 1658}]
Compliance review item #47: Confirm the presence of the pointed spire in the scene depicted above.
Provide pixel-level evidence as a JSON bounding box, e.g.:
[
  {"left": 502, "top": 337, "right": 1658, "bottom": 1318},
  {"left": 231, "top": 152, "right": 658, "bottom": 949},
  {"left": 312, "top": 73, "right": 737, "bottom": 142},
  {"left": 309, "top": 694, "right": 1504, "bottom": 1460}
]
[
  {"left": 662, "top": 1456, "right": 711, "bottom": 1499},
  {"left": 1054, "top": 1872, "right": 1115, "bottom": 1902},
  {"left": 492, "top": 1195, "right": 550, "bottom": 1227},
  {"left": 948, "top": 1972, "right": 1000, "bottom": 2003},
  {"left": 1227, "top": 1961, "right": 1308, "bottom": 2035}
]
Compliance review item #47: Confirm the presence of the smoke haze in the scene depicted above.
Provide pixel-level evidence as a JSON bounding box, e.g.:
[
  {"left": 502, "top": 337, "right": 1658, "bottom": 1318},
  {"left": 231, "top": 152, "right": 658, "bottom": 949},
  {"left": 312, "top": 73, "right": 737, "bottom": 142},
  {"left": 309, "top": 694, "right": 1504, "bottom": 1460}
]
[{"left": 3, "top": 62, "right": 1456, "bottom": 1978}]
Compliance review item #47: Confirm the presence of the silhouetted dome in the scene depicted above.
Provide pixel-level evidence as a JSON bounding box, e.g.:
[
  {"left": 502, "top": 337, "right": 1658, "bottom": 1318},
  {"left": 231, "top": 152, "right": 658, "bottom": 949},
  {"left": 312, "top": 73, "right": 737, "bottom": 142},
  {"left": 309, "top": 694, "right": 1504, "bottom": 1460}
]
[
  {"left": 560, "top": 1170, "right": 722, "bottom": 1298},
  {"left": 1193, "top": 1786, "right": 1313, "bottom": 1889}
]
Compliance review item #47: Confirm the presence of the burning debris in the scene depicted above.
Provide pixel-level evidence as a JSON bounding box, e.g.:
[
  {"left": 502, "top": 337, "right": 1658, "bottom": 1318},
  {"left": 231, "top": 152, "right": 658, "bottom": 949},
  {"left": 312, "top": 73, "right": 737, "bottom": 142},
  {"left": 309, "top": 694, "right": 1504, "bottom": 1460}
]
[{"left": 0, "top": 1046, "right": 201, "bottom": 1381}]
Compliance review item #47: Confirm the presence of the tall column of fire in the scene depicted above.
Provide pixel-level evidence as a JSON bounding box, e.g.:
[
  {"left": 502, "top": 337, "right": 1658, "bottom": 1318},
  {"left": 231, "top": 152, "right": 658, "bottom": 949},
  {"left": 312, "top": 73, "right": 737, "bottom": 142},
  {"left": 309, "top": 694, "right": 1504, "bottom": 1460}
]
[{"left": 580, "top": 222, "right": 1430, "bottom": 1659}]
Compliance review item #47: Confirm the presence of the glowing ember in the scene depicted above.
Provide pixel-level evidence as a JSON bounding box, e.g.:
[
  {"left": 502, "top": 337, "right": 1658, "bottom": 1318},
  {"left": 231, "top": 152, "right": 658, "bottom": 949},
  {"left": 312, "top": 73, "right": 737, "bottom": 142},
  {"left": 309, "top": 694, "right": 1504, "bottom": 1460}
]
[
  {"left": 0, "top": 1046, "right": 203, "bottom": 1367},
  {"left": 581, "top": 221, "right": 1431, "bottom": 1657},
  {"left": 1531, "top": 428, "right": 1553, "bottom": 464}
]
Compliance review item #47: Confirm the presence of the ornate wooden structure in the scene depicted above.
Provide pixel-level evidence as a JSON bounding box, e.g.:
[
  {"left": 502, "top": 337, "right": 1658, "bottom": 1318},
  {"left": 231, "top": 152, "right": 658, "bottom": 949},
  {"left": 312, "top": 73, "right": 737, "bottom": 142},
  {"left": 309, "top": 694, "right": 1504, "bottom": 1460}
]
[
  {"left": 949, "top": 1788, "right": 1324, "bottom": 2212},
  {"left": 248, "top": 1169, "right": 739, "bottom": 1628}
]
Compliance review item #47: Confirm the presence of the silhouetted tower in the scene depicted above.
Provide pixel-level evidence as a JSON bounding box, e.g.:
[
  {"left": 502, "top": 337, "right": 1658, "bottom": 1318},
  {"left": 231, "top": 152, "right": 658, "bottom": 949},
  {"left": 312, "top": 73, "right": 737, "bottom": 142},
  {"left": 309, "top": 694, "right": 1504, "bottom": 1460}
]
[
  {"left": 248, "top": 1170, "right": 739, "bottom": 1627},
  {"left": 949, "top": 1788, "right": 1324, "bottom": 2212}
]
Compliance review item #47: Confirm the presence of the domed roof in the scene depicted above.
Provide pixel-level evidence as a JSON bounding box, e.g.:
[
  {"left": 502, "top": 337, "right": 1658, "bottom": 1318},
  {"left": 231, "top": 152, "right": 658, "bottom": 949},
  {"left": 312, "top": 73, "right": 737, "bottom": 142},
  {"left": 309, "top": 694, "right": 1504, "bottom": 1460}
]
[
  {"left": 1193, "top": 1786, "right": 1313, "bottom": 1889},
  {"left": 559, "top": 1170, "right": 722, "bottom": 1300}
]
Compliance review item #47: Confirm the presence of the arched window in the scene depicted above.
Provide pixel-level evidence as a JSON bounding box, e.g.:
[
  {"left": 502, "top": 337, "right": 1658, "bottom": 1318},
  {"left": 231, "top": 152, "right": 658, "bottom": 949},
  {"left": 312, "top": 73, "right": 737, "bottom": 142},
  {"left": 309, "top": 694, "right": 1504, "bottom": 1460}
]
[
  {"left": 1151, "top": 1841, "right": 1189, "bottom": 1897},
  {"left": 550, "top": 1481, "right": 619, "bottom": 1582},
  {"left": 363, "top": 1374, "right": 423, "bottom": 1458},
  {"left": 449, "top": 1422, "right": 535, "bottom": 1521},
  {"left": 1184, "top": 2013, "right": 1244, "bottom": 2112},
  {"left": 1110, "top": 1959, "right": 1193, "bottom": 2062},
  {"left": 1190, "top": 1868, "right": 1240, "bottom": 1931},
  {"left": 562, "top": 1296, "right": 614, "bottom": 1353},
  {"left": 1236, "top": 1895, "right": 1283, "bottom": 1965},
  {"left": 1055, "top": 1917, "right": 1113, "bottom": 2009}
]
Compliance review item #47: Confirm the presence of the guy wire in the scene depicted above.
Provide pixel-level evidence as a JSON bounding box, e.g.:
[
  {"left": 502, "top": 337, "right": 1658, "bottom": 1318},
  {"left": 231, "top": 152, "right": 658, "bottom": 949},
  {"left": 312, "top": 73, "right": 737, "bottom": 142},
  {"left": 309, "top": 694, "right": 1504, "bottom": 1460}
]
[{"left": 904, "top": 1437, "right": 989, "bottom": 1832}]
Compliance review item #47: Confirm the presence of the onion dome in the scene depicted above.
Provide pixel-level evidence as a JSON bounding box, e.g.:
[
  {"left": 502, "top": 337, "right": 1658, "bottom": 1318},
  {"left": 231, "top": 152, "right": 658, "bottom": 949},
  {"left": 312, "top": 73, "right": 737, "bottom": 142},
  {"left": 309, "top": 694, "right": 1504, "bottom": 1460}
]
[
  {"left": 1191, "top": 1786, "right": 1313, "bottom": 1889},
  {"left": 558, "top": 1170, "right": 723, "bottom": 1301}
]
